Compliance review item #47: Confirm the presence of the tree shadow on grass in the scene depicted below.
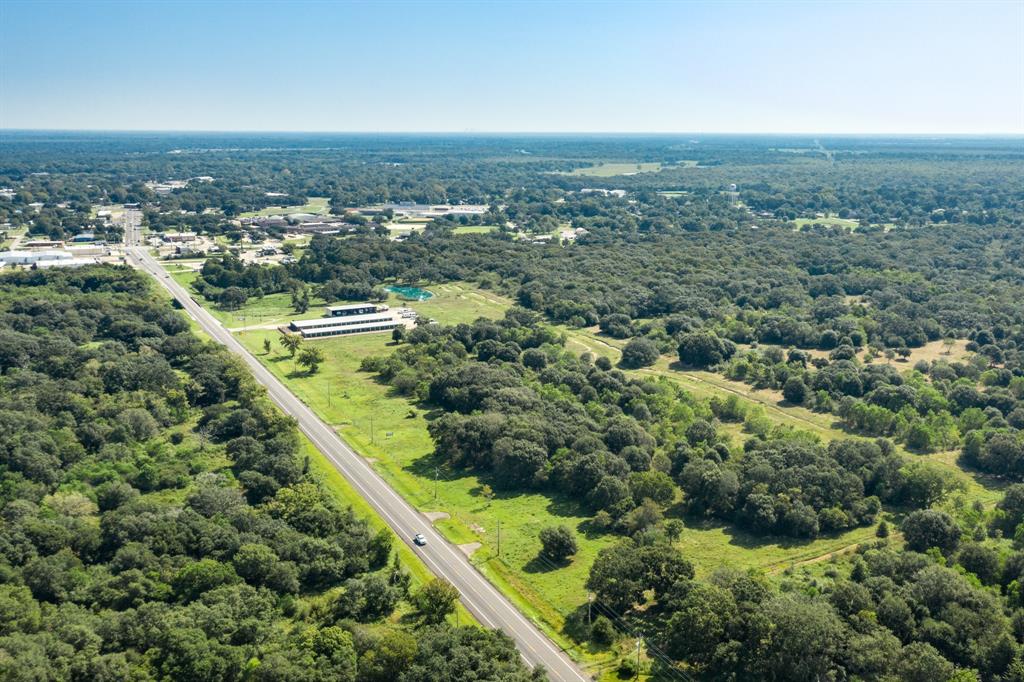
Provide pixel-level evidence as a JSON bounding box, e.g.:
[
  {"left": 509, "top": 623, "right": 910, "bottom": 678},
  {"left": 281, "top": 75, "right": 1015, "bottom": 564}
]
[
  {"left": 523, "top": 553, "right": 572, "bottom": 574},
  {"left": 577, "top": 517, "right": 612, "bottom": 541},
  {"left": 664, "top": 503, "right": 820, "bottom": 552},
  {"left": 719, "top": 522, "right": 817, "bottom": 552},
  {"left": 543, "top": 492, "right": 592, "bottom": 521},
  {"left": 665, "top": 359, "right": 714, "bottom": 373},
  {"left": 402, "top": 450, "right": 477, "bottom": 487},
  {"left": 397, "top": 611, "right": 422, "bottom": 628},
  {"left": 421, "top": 407, "right": 446, "bottom": 422}
]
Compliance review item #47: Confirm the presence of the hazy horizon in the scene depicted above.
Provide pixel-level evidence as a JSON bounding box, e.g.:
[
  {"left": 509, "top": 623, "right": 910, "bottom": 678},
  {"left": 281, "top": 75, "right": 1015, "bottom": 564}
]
[{"left": 3, "top": 129, "right": 1024, "bottom": 137}]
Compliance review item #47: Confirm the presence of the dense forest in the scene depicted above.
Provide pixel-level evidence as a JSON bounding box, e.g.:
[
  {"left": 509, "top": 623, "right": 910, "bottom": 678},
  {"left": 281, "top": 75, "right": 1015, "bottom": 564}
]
[
  {"left": 363, "top": 310, "right": 931, "bottom": 540},
  {"left": 360, "top": 311, "right": 1024, "bottom": 675},
  {"left": 363, "top": 311, "right": 1024, "bottom": 680},
  {"left": 280, "top": 215, "right": 1024, "bottom": 460},
  {"left": 586, "top": 514, "right": 1024, "bottom": 681},
  {"left": 2, "top": 132, "right": 1024, "bottom": 680},
  {"left": 0, "top": 267, "right": 540, "bottom": 682}
]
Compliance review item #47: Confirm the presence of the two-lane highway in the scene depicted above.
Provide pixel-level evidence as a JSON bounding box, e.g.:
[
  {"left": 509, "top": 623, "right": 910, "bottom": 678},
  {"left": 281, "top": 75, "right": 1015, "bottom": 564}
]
[{"left": 128, "top": 248, "right": 589, "bottom": 682}]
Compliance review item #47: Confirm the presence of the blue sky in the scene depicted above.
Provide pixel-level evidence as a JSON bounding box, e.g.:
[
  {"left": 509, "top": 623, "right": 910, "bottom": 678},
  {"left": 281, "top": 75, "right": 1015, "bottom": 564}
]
[{"left": 1, "top": 0, "right": 1021, "bottom": 133}]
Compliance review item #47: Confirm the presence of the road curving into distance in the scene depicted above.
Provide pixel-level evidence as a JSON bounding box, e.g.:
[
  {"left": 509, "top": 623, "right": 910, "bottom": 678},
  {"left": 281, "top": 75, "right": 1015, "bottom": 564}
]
[{"left": 127, "top": 247, "right": 590, "bottom": 682}]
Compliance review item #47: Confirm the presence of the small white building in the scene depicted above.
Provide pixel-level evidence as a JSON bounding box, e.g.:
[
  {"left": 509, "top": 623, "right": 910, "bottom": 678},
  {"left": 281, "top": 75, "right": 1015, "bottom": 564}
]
[
  {"left": 325, "top": 303, "right": 388, "bottom": 318},
  {"left": 162, "top": 232, "right": 197, "bottom": 243},
  {"left": 580, "top": 188, "right": 627, "bottom": 198},
  {"left": 23, "top": 240, "right": 65, "bottom": 249},
  {"left": 67, "top": 244, "right": 108, "bottom": 257}
]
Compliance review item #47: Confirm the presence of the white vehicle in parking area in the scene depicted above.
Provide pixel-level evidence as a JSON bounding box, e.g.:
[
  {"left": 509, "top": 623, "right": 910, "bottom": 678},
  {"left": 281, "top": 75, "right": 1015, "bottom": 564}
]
[{"left": 413, "top": 533, "right": 427, "bottom": 546}]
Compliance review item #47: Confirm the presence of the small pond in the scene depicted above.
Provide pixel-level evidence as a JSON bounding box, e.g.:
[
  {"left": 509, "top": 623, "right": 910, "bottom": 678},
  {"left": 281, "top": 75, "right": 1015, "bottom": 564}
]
[{"left": 386, "top": 285, "right": 434, "bottom": 301}]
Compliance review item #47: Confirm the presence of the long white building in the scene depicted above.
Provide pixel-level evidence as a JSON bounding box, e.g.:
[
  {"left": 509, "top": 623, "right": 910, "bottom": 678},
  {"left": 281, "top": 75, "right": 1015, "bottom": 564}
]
[
  {"left": 35, "top": 257, "right": 99, "bottom": 269},
  {"left": 0, "top": 250, "right": 74, "bottom": 266},
  {"left": 287, "top": 303, "right": 415, "bottom": 339}
]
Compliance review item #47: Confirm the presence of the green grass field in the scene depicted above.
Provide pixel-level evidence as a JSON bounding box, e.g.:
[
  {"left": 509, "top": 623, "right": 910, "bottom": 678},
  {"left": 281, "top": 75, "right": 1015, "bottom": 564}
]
[
  {"left": 90, "top": 204, "right": 125, "bottom": 219},
  {"left": 161, "top": 264, "right": 510, "bottom": 329},
  {"left": 161, "top": 267, "right": 321, "bottom": 329},
  {"left": 222, "top": 285, "right": 621, "bottom": 673},
  {"left": 557, "top": 160, "right": 698, "bottom": 177},
  {"left": 0, "top": 226, "right": 26, "bottom": 250},
  {"left": 452, "top": 225, "right": 500, "bottom": 234},
  {"left": 172, "top": 275, "right": 1003, "bottom": 677},
  {"left": 565, "top": 162, "right": 663, "bottom": 177},
  {"left": 556, "top": 324, "right": 1002, "bottom": 506},
  {"left": 240, "top": 196, "right": 331, "bottom": 218},
  {"left": 792, "top": 216, "right": 861, "bottom": 230},
  {"left": 230, "top": 306, "right": 905, "bottom": 675}
]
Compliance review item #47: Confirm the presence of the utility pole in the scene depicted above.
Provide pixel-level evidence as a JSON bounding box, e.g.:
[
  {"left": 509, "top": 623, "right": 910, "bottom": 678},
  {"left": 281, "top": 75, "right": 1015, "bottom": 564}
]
[
  {"left": 635, "top": 638, "right": 642, "bottom": 680},
  {"left": 588, "top": 593, "right": 594, "bottom": 626},
  {"left": 496, "top": 520, "right": 501, "bottom": 557},
  {"left": 433, "top": 467, "right": 438, "bottom": 501}
]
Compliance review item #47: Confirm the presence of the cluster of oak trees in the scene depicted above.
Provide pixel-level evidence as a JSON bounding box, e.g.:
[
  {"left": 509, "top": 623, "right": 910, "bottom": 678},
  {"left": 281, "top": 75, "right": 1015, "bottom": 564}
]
[
  {"left": 365, "top": 310, "right": 944, "bottom": 541},
  {"left": 709, "top": 327, "right": 1024, "bottom": 455},
  {"left": 363, "top": 309, "right": 1024, "bottom": 678},
  {"left": 192, "top": 252, "right": 294, "bottom": 309},
  {"left": 0, "top": 268, "right": 539, "bottom": 682},
  {"left": 577, "top": 480, "right": 1024, "bottom": 680}
]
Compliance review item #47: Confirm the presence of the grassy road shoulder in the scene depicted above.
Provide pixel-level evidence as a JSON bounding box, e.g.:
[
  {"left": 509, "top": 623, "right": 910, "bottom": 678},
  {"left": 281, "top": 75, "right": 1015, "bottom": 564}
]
[{"left": 163, "top": 264, "right": 1005, "bottom": 678}]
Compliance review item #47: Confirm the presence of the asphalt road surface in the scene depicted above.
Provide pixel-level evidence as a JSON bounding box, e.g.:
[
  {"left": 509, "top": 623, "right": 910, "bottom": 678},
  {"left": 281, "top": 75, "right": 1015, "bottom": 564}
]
[
  {"left": 127, "top": 247, "right": 590, "bottom": 682},
  {"left": 120, "top": 209, "right": 143, "bottom": 247}
]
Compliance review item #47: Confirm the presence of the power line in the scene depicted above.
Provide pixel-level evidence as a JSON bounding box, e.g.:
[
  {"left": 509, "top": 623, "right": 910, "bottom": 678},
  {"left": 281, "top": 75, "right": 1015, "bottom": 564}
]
[
  {"left": 388, "top": 446, "right": 693, "bottom": 681},
  {"left": 588, "top": 599, "right": 694, "bottom": 682},
  {"left": 523, "top": 549, "right": 693, "bottom": 682}
]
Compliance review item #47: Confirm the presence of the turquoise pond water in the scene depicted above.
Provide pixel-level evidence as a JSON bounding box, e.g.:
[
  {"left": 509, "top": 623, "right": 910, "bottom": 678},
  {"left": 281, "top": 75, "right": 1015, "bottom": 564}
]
[{"left": 386, "top": 285, "right": 434, "bottom": 301}]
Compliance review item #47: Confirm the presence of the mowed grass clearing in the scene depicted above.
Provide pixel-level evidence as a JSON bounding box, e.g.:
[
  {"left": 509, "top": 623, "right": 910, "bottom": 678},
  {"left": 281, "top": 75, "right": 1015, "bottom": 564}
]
[
  {"left": 565, "top": 162, "right": 663, "bottom": 177},
  {"left": 90, "top": 204, "right": 126, "bottom": 219},
  {"left": 231, "top": 286, "right": 623, "bottom": 673},
  {"left": 178, "top": 273, "right": 1002, "bottom": 676},
  {"left": 0, "top": 226, "right": 26, "bottom": 250},
  {"left": 162, "top": 264, "right": 512, "bottom": 331},
  {"left": 793, "top": 215, "right": 861, "bottom": 230},
  {"left": 226, "top": 285, "right": 979, "bottom": 673},
  {"left": 750, "top": 339, "right": 972, "bottom": 368},
  {"left": 452, "top": 225, "right": 500, "bottom": 234},
  {"left": 162, "top": 266, "right": 326, "bottom": 329},
  {"left": 240, "top": 196, "right": 331, "bottom": 218}
]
